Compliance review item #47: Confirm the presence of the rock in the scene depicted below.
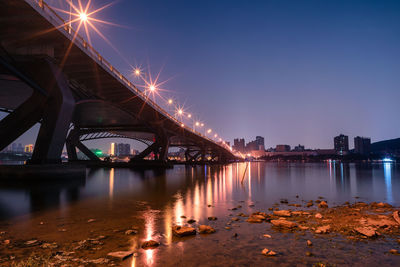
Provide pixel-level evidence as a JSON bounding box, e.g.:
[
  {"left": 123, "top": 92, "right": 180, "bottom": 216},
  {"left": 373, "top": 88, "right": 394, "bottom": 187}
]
[
  {"left": 268, "top": 208, "right": 273, "bottom": 211},
  {"left": 238, "top": 213, "right": 248, "bottom": 217},
  {"left": 187, "top": 219, "right": 196, "bottom": 224},
  {"left": 307, "top": 240, "right": 313, "bottom": 246},
  {"left": 208, "top": 216, "right": 217, "bottom": 221},
  {"left": 231, "top": 217, "right": 240, "bottom": 221},
  {"left": 249, "top": 204, "right": 255, "bottom": 207},
  {"left": 233, "top": 233, "right": 238, "bottom": 238},
  {"left": 280, "top": 199, "right": 289, "bottom": 204},
  {"left": 263, "top": 234, "right": 272, "bottom": 238},
  {"left": 180, "top": 215, "right": 186, "bottom": 218},
  {"left": 270, "top": 219, "right": 297, "bottom": 229},
  {"left": 225, "top": 227, "right": 231, "bottom": 230},
  {"left": 261, "top": 248, "right": 277, "bottom": 256},
  {"left": 315, "top": 225, "right": 331, "bottom": 234},
  {"left": 90, "top": 258, "right": 110, "bottom": 264},
  {"left": 125, "top": 230, "right": 138, "bottom": 235},
  {"left": 318, "top": 201, "right": 328, "bottom": 208},
  {"left": 25, "top": 240, "right": 39, "bottom": 246},
  {"left": 354, "top": 226, "right": 377, "bottom": 237},
  {"left": 207, "top": 204, "right": 212, "bottom": 207},
  {"left": 393, "top": 211, "right": 400, "bottom": 225},
  {"left": 306, "top": 251, "right": 313, "bottom": 257},
  {"left": 87, "top": 219, "right": 96, "bottom": 223},
  {"left": 107, "top": 251, "right": 134, "bottom": 261},
  {"left": 246, "top": 216, "right": 264, "bottom": 223},
  {"left": 4, "top": 240, "right": 10, "bottom": 245},
  {"left": 273, "top": 210, "right": 291, "bottom": 217},
  {"left": 39, "top": 222, "right": 44, "bottom": 225},
  {"left": 172, "top": 226, "right": 196, "bottom": 237},
  {"left": 315, "top": 213, "right": 323, "bottom": 219},
  {"left": 306, "top": 202, "right": 313, "bottom": 207},
  {"left": 389, "top": 249, "right": 399, "bottom": 255},
  {"left": 41, "top": 242, "right": 58, "bottom": 249},
  {"left": 376, "top": 202, "right": 392, "bottom": 208},
  {"left": 299, "top": 225, "right": 309, "bottom": 230},
  {"left": 198, "top": 225, "right": 216, "bottom": 234},
  {"left": 141, "top": 240, "right": 160, "bottom": 249},
  {"left": 58, "top": 228, "right": 67, "bottom": 232}
]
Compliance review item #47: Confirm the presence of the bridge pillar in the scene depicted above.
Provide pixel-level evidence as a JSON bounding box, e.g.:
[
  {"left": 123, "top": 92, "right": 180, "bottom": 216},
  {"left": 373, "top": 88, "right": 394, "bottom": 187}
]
[
  {"left": 29, "top": 59, "right": 75, "bottom": 164},
  {"left": 0, "top": 57, "right": 75, "bottom": 164}
]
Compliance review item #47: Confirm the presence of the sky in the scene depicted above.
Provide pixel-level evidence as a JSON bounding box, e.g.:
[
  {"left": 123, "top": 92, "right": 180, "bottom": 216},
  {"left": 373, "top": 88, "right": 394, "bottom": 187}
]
[{"left": 3, "top": 0, "right": 400, "bottom": 151}]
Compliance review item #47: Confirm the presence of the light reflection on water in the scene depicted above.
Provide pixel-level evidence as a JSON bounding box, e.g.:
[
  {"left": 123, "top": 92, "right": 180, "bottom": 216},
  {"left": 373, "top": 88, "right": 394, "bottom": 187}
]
[{"left": 0, "top": 162, "right": 398, "bottom": 221}]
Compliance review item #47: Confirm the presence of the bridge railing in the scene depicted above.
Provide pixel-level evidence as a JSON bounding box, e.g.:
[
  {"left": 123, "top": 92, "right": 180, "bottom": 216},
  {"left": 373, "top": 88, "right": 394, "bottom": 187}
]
[{"left": 29, "top": 0, "right": 235, "bottom": 155}]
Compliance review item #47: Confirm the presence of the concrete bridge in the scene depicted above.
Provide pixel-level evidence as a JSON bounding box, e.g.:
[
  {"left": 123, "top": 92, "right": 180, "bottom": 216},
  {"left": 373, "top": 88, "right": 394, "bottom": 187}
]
[{"left": 0, "top": 0, "right": 238, "bottom": 165}]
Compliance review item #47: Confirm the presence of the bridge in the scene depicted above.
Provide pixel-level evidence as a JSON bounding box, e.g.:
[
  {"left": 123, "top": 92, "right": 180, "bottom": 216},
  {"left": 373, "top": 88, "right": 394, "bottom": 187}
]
[{"left": 0, "top": 0, "right": 239, "bottom": 166}]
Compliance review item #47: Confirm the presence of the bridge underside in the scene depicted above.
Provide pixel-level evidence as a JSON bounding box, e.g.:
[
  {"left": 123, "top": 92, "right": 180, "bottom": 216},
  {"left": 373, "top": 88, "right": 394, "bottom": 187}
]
[{"left": 0, "top": 0, "right": 237, "bottom": 165}]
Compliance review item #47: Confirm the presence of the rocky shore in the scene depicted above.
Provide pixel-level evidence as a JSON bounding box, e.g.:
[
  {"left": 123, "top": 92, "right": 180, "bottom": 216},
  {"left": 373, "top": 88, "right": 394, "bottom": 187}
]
[{"left": 1, "top": 199, "right": 399, "bottom": 266}]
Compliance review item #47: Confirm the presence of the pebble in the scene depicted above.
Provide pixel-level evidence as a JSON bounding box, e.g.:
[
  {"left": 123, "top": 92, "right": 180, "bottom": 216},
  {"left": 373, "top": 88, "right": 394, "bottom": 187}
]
[
  {"left": 318, "top": 201, "right": 328, "bottom": 208},
  {"left": 107, "top": 251, "right": 134, "bottom": 261},
  {"left": 306, "top": 251, "right": 313, "bottom": 257},
  {"left": 87, "top": 219, "right": 96, "bottom": 223},
  {"left": 389, "top": 249, "right": 399, "bottom": 255},
  {"left": 4, "top": 240, "right": 10, "bottom": 245},
  {"left": 208, "top": 216, "right": 217, "bottom": 221},
  {"left": 198, "top": 225, "right": 216, "bottom": 234},
  {"left": 315, "top": 213, "right": 323, "bottom": 219},
  {"left": 187, "top": 219, "right": 196, "bottom": 224},
  {"left": 172, "top": 226, "right": 196, "bottom": 237},
  {"left": 180, "top": 215, "right": 186, "bottom": 218},
  {"left": 307, "top": 240, "right": 313, "bottom": 246},
  {"left": 263, "top": 234, "right": 272, "bottom": 238},
  {"left": 141, "top": 240, "right": 160, "bottom": 249},
  {"left": 261, "top": 248, "right": 277, "bottom": 256}
]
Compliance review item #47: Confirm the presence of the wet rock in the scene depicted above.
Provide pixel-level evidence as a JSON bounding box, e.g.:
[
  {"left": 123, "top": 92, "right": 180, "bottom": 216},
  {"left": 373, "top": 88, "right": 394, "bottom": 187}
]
[
  {"left": 315, "top": 213, "right": 323, "bottom": 219},
  {"left": 41, "top": 242, "right": 58, "bottom": 249},
  {"left": 261, "top": 248, "right": 277, "bottom": 256},
  {"left": 354, "top": 226, "right": 377, "bottom": 237},
  {"left": 268, "top": 208, "right": 273, "bottom": 211},
  {"left": 318, "top": 201, "right": 328, "bottom": 208},
  {"left": 141, "top": 240, "right": 160, "bottom": 249},
  {"left": 238, "top": 212, "right": 248, "bottom": 217},
  {"left": 125, "top": 229, "right": 138, "bottom": 235},
  {"left": 39, "top": 222, "right": 44, "bottom": 225},
  {"left": 270, "top": 219, "right": 297, "bottom": 229},
  {"left": 273, "top": 210, "right": 291, "bottom": 217},
  {"left": 87, "top": 219, "right": 96, "bottom": 223},
  {"left": 306, "top": 202, "right": 313, "bottom": 207},
  {"left": 307, "top": 240, "right": 313, "bottom": 246},
  {"left": 208, "top": 216, "right": 217, "bottom": 221},
  {"left": 4, "top": 240, "right": 10, "bottom": 245},
  {"left": 263, "top": 234, "right": 271, "bottom": 238},
  {"left": 207, "top": 204, "right": 212, "bottom": 207},
  {"left": 187, "top": 219, "right": 196, "bottom": 224},
  {"left": 315, "top": 200, "right": 321, "bottom": 203},
  {"left": 180, "top": 215, "right": 186, "bottom": 218},
  {"left": 231, "top": 217, "right": 240, "bottom": 221},
  {"left": 225, "top": 227, "right": 231, "bottom": 230},
  {"left": 246, "top": 215, "right": 265, "bottom": 223},
  {"left": 25, "top": 240, "right": 40, "bottom": 246},
  {"left": 90, "top": 258, "right": 110, "bottom": 264},
  {"left": 393, "top": 211, "right": 400, "bottom": 225},
  {"left": 107, "top": 251, "right": 134, "bottom": 261},
  {"left": 199, "top": 225, "right": 216, "bottom": 234},
  {"left": 172, "top": 226, "right": 196, "bottom": 237},
  {"left": 315, "top": 225, "right": 331, "bottom": 234},
  {"left": 389, "top": 249, "right": 399, "bottom": 255}
]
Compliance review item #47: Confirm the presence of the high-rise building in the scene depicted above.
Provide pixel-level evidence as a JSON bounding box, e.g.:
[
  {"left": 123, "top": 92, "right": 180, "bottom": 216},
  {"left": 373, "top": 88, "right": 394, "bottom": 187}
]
[
  {"left": 233, "top": 138, "right": 245, "bottom": 153},
  {"left": 255, "top": 136, "right": 265, "bottom": 150},
  {"left": 354, "top": 136, "right": 371, "bottom": 155},
  {"left": 276, "top": 145, "right": 291, "bottom": 152},
  {"left": 110, "top": 143, "right": 116, "bottom": 156},
  {"left": 334, "top": 134, "right": 349, "bottom": 155},
  {"left": 117, "top": 143, "right": 131, "bottom": 156},
  {"left": 24, "top": 144, "right": 34, "bottom": 153}
]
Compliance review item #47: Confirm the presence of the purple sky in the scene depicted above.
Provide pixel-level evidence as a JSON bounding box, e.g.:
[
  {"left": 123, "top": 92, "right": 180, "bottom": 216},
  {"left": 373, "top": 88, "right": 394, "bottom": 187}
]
[{"left": 2, "top": 0, "right": 400, "bottom": 151}]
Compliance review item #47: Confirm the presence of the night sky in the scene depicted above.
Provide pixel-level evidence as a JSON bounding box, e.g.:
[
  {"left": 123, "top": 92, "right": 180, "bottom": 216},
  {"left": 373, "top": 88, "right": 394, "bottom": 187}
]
[{"left": 3, "top": 0, "right": 400, "bottom": 151}]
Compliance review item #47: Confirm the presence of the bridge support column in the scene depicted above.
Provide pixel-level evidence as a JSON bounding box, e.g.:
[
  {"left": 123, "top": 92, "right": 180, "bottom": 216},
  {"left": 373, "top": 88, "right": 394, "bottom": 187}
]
[{"left": 29, "top": 59, "right": 75, "bottom": 164}]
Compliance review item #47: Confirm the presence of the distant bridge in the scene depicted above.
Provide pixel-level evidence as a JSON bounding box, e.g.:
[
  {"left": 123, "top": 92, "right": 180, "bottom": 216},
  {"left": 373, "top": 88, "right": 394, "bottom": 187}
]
[{"left": 0, "top": 0, "right": 238, "bottom": 164}]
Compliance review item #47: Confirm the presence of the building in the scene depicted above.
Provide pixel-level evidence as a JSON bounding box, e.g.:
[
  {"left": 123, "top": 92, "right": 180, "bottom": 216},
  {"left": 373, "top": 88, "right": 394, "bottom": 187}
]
[
  {"left": 294, "top": 144, "right": 305, "bottom": 152},
  {"left": 24, "top": 144, "right": 34, "bottom": 153},
  {"left": 110, "top": 143, "right": 116, "bottom": 156},
  {"left": 354, "top": 136, "right": 371, "bottom": 155},
  {"left": 246, "top": 140, "right": 259, "bottom": 152},
  {"left": 334, "top": 134, "right": 349, "bottom": 155},
  {"left": 116, "top": 143, "right": 131, "bottom": 156},
  {"left": 233, "top": 138, "right": 245, "bottom": 153},
  {"left": 276, "top": 145, "right": 291, "bottom": 152},
  {"left": 255, "top": 136, "right": 265, "bottom": 151}
]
